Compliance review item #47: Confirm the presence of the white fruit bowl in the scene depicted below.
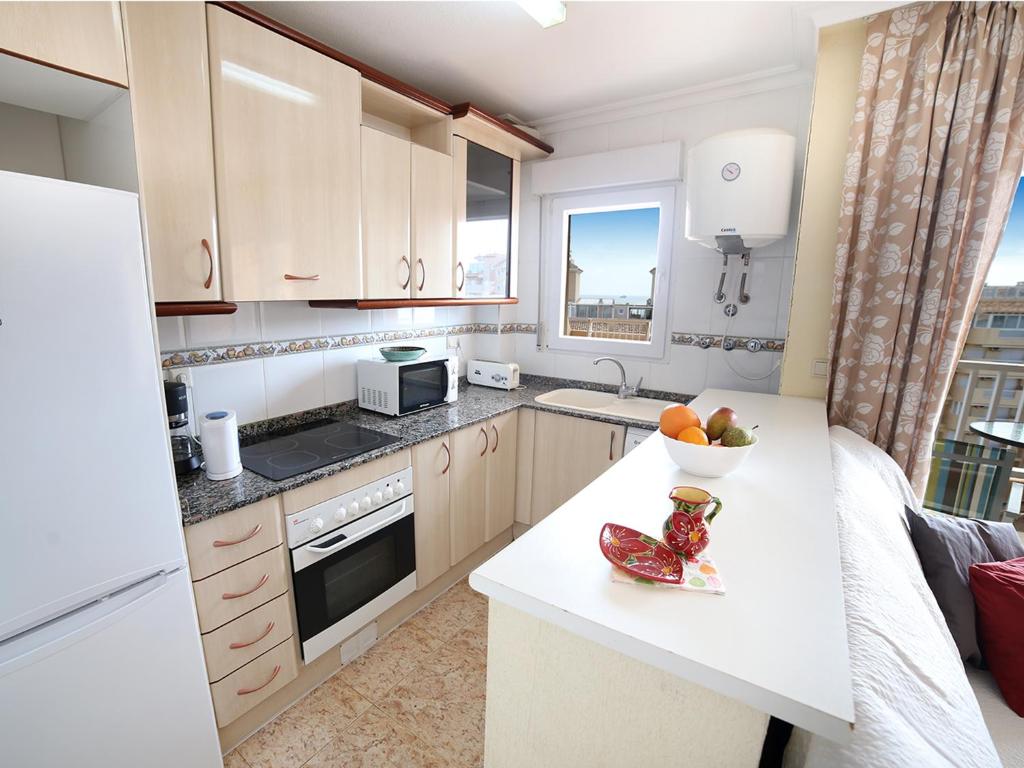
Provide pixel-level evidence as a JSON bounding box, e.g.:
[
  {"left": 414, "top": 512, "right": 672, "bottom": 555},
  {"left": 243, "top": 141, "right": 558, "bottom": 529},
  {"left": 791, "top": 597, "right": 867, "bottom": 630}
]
[{"left": 661, "top": 431, "right": 757, "bottom": 478}]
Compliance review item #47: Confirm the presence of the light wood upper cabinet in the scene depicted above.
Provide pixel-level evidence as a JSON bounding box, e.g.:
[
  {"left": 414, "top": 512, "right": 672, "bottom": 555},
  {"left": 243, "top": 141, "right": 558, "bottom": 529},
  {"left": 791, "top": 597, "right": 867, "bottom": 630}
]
[
  {"left": 361, "top": 126, "right": 411, "bottom": 299},
  {"left": 0, "top": 2, "right": 127, "bottom": 86},
  {"left": 411, "top": 435, "right": 451, "bottom": 590},
  {"left": 123, "top": 1, "right": 221, "bottom": 303},
  {"left": 411, "top": 143, "right": 454, "bottom": 299},
  {"left": 449, "top": 423, "right": 488, "bottom": 566},
  {"left": 530, "top": 412, "right": 625, "bottom": 525},
  {"left": 485, "top": 411, "right": 517, "bottom": 541},
  {"left": 207, "top": 6, "right": 362, "bottom": 301}
]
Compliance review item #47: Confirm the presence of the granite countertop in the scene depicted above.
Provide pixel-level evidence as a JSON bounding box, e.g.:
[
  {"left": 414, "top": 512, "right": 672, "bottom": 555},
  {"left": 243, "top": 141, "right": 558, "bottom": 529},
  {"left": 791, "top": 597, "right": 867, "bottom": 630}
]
[{"left": 177, "top": 374, "right": 692, "bottom": 526}]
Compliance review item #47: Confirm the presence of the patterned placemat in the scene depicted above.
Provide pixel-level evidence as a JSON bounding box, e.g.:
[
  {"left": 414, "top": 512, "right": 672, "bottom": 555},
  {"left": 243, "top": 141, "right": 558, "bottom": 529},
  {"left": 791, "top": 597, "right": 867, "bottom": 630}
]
[{"left": 610, "top": 552, "right": 726, "bottom": 594}]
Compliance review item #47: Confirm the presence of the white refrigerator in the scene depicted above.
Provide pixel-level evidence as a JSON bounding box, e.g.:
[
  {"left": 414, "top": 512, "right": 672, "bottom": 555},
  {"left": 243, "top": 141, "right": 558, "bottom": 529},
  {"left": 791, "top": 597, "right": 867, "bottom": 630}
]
[{"left": 0, "top": 172, "right": 222, "bottom": 767}]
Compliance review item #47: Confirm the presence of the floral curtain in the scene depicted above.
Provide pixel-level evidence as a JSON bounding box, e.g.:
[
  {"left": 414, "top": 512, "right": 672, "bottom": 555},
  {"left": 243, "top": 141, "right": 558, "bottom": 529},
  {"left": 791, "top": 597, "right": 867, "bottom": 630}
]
[{"left": 828, "top": 1, "right": 1024, "bottom": 496}]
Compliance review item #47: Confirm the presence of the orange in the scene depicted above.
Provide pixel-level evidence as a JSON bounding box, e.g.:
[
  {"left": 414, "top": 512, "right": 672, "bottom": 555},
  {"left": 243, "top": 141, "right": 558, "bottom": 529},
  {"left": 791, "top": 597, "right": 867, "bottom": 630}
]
[
  {"left": 677, "top": 426, "right": 710, "bottom": 445},
  {"left": 659, "top": 404, "right": 701, "bottom": 437}
]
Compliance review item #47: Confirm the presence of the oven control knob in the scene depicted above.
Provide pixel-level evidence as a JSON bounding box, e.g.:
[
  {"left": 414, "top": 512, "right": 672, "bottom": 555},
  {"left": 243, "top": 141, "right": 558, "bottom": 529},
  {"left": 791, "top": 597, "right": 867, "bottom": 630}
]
[
  {"left": 360, "top": 496, "right": 372, "bottom": 512},
  {"left": 348, "top": 501, "right": 360, "bottom": 518},
  {"left": 395, "top": 480, "right": 406, "bottom": 495},
  {"left": 372, "top": 491, "right": 383, "bottom": 505},
  {"left": 383, "top": 486, "right": 395, "bottom": 501},
  {"left": 309, "top": 517, "right": 324, "bottom": 534},
  {"left": 335, "top": 506, "right": 347, "bottom": 522}
]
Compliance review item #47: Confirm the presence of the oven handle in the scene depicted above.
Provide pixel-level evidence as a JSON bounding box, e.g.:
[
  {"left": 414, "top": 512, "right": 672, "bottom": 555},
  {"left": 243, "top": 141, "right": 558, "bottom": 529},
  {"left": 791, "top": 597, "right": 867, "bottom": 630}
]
[{"left": 302, "top": 501, "right": 408, "bottom": 559}]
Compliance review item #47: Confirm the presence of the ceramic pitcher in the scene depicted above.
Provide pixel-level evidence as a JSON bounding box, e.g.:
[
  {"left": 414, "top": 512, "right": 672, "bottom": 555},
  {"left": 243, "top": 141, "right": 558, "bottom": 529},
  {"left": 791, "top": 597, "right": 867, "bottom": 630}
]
[{"left": 663, "top": 485, "right": 722, "bottom": 559}]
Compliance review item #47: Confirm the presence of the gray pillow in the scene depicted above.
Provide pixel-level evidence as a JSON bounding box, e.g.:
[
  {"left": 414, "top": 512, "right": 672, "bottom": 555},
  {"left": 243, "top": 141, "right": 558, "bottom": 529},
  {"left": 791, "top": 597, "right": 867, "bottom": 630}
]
[{"left": 905, "top": 506, "right": 1024, "bottom": 665}]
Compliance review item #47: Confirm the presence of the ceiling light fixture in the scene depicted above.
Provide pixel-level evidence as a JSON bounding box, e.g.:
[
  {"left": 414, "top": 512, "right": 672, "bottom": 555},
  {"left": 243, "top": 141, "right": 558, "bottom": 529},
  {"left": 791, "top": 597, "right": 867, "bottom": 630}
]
[{"left": 517, "top": 0, "right": 566, "bottom": 29}]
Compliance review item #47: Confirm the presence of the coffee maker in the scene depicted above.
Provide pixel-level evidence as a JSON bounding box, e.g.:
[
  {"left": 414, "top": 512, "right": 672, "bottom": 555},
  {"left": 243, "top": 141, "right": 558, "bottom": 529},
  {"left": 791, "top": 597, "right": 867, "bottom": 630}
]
[{"left": 164, "top": 380, "right": 202, "bottom": 475}]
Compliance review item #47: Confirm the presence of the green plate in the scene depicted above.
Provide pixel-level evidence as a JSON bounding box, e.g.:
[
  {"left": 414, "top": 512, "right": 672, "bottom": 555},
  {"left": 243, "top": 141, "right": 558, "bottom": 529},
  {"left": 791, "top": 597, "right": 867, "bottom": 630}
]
[{"left": 379, "top": 346, "right": 427, "bottom": 362}]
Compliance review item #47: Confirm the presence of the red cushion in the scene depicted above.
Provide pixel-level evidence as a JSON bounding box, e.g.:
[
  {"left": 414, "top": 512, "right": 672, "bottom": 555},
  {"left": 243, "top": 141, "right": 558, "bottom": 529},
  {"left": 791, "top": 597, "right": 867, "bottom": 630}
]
[{"left": 969, "top": 556, "right": 1024, "bottom": 717}]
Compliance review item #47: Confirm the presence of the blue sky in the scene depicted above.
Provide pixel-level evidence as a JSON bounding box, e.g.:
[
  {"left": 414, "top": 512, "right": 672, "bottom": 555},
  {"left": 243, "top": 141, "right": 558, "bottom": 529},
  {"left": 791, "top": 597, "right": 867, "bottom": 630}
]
[
  {"left": 988, "top": 179, "right": 1024, "bottom": 286},
  {"left": 568, "top": 207, "right": 660, "bottom": 297}
]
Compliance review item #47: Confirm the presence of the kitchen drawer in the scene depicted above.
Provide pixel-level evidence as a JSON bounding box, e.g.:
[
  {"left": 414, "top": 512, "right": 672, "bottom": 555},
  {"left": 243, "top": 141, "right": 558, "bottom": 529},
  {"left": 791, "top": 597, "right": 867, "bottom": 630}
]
[
  {"left": 210, "top": 637, "right": 298, "bottom": 727},
  {"left": 185, "top": 496, "right": 283, "bottom": 581},
  {"left": 201, "top": 593, "right": 294, "bottom": 683},
  {"left": 192, "top": 546, "right": 289, "bottom": 633}
]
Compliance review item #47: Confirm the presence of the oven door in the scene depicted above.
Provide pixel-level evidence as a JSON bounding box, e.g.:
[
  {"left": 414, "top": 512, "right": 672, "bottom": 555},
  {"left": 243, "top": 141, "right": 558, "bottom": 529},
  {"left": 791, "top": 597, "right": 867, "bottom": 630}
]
[
  {"left": 291, "top": 497, "right": 416, "bottom": 662},
  {"left": 397, "top": 360, "right": 450, "bottom": 414}
]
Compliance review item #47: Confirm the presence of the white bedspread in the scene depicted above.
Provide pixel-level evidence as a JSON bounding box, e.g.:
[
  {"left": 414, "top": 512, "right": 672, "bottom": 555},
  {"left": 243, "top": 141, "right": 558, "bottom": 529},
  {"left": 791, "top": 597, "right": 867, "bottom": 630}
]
[{"left": 786, "top": 427, "right": 1001, "bottom": 768}]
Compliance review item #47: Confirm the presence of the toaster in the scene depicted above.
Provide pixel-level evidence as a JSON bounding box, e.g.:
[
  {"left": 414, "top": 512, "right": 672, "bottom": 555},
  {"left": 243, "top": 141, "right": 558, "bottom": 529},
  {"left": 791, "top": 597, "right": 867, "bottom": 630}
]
[{"left": 468, "top": 359, "right": 520, "bottom": 390}]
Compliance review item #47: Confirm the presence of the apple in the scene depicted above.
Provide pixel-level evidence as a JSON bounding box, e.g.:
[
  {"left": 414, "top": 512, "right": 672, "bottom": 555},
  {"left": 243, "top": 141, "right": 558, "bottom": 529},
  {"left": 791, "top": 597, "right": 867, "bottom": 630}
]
[{"left": 705, "top": 406, "right": 738, "bottom": 441}]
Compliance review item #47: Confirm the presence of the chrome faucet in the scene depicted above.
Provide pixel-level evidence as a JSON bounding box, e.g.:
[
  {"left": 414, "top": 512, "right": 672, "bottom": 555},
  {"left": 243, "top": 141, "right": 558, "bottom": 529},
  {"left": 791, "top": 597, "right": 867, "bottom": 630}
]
[{"left": 593, "top": 357, "right": 643, "bottom": 399}]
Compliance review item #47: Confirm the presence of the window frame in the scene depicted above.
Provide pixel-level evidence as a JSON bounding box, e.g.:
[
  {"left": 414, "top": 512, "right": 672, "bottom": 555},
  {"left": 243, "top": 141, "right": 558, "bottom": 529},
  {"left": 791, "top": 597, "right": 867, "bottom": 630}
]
[{"left": 542, "top": 185, "right": 675, "bottom": 360}]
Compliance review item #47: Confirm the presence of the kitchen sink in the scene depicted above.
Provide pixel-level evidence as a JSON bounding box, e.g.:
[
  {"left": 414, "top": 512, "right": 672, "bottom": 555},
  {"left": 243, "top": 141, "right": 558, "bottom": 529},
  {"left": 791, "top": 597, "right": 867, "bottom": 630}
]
[{"left": 534, "top": 388, "right": 678, "bottom": 424}]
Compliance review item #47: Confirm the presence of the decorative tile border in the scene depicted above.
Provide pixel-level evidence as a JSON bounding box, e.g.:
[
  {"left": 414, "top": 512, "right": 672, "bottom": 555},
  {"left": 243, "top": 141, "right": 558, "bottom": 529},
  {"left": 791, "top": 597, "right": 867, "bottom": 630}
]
[{"left": 161, "top": 322, "right": 784, "bottom": 369}]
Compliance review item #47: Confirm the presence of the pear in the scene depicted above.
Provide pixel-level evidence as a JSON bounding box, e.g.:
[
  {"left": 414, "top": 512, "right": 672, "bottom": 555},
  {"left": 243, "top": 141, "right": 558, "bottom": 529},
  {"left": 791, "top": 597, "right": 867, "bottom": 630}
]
[
  {"left": 705, "top": 406, "right": 738, "bottom": 441},
  {"left": 721, "top": 426, "right": 757, "bottom": 447}
]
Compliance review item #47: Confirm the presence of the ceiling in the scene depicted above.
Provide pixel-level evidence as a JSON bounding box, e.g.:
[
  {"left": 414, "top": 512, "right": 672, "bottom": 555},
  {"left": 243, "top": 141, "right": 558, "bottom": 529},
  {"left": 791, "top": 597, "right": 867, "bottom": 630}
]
[{"left": 251, "top": 1, "right": 845, "bottom": 126}]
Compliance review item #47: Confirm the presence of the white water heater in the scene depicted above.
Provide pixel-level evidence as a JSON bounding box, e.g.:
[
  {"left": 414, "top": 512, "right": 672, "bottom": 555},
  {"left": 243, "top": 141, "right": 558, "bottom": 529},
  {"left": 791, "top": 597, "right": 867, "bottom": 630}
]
[{"left": 685, "top": 128, "right": 796, "bottom": 250}]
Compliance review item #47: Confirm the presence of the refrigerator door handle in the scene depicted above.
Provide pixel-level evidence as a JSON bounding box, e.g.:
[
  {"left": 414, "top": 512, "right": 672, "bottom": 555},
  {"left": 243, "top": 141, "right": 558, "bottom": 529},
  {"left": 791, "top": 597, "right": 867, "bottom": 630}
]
[{"left": 0, "top": 571, "right": 172, "bottom": 678}]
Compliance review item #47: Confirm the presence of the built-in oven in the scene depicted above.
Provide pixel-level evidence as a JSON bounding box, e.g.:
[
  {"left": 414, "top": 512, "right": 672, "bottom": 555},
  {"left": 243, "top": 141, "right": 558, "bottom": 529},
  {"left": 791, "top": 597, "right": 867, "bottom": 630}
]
[
  {"left": 356, "top": 355, "right": 458, "bottom": 416},
  {"left": 286, "top": 467, "right": 416, "bottom": 662}
]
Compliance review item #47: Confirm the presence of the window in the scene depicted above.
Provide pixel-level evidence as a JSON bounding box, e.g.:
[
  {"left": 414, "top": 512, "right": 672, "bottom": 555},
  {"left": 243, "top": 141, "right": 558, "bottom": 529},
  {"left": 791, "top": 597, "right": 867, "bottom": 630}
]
[{"left": 543, "top": 186, "right": 675, "bottom": 359}]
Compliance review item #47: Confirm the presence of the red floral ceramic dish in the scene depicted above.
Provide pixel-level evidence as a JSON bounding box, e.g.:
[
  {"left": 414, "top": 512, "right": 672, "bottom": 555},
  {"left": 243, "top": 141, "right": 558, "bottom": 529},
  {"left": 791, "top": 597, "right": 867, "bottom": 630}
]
[{"left": 599, "top": 523, "right": 684, "bottom": 584}]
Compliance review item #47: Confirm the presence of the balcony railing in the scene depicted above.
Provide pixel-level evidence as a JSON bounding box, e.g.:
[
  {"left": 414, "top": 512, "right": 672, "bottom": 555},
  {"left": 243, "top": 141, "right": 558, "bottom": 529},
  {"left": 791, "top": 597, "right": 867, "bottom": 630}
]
[
  {"left": 566, "top": 318, "right": 651, "bottom": 341},
  {"left": 941, "top": 359, "right": 1024, "bottom": 441}
]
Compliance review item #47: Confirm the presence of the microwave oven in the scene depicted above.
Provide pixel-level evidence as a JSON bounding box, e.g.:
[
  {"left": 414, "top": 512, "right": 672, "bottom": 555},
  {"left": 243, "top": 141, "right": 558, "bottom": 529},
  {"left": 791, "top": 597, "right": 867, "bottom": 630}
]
[{"left": 357, "top": 355, "right": 458, "bottom": 416}]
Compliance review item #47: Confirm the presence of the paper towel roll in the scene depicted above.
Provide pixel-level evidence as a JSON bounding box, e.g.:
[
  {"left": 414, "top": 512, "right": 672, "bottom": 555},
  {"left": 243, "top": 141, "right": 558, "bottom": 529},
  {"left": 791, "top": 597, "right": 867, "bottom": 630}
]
[{"left": 200, "top": 410, "right": 242, "bottom": 481}]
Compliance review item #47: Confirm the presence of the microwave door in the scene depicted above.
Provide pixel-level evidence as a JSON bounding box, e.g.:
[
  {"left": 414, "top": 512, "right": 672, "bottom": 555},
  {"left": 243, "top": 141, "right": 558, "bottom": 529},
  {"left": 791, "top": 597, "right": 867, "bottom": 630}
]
[{"left": 399, "top": 361, "right": 448, "bottom": 413}]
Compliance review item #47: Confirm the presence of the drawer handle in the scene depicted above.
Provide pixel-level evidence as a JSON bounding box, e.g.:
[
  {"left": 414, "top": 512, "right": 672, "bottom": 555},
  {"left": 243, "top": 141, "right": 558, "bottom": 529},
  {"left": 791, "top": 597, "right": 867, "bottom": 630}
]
[
  {"left": 480, "top": 426, "right": 488, "bottom": 457},
  {"left": 212, "top": 523, "right": 263, "bottom": 548},
  {"left": 236, "top": 664, "right": 281, "bottom": 696},
  {"left": 491, "top": 424, "right": 499, "bottom": 453},
  {"left": 400, "top": 255, "right": 411, "bottom": 290},
  {"left": 222, "top": 573, "right": 269, "bottom": 601},
  {"left": 441, "top": 441, "right": 450, "bottom": 475},
  {"left": 284, "top": 273, "right": 320, "bottom": 281},
  {"left": 201, "top": 238, "right": 214, "bottom": 290},
  {"left": 229, "top": 621, "right": 275, "bottom": 650},
  {"left": 416, "top": 258, "right": 425, "bottom": 291},
  {"left": 609, "top": 431, "right": 615, "bottom": 461}
]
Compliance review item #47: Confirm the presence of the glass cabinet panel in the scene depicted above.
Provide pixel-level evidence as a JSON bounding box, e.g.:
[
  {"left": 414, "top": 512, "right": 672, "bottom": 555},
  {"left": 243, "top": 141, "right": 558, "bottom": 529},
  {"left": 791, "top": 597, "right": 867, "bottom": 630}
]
[{"left": 460, "top": 140, "right": 513, "bottom": 298}]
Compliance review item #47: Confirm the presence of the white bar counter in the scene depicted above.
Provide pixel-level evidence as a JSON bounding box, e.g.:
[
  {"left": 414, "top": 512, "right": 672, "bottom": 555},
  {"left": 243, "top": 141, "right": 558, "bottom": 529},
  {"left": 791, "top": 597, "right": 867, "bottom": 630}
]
[{"left": 471, "top": 389, "right": 854, "bottom": 763}]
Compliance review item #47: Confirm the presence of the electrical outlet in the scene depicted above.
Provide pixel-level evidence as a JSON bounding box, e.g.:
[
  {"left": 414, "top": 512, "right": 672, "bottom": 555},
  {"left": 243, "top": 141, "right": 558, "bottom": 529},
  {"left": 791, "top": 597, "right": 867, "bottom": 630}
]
[
  {"left": 167, "top": 367, "right": 193, "bottom": 388},
  {"left": 812, "top": 359, "right": 828, "bottom": 378}
]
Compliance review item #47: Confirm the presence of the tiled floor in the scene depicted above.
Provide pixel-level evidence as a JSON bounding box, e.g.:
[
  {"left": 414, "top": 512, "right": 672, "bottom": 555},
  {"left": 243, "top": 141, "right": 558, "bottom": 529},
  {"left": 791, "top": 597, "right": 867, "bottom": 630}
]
[{"left": 225, "top": 578, "right": 489, "bottom": 768}]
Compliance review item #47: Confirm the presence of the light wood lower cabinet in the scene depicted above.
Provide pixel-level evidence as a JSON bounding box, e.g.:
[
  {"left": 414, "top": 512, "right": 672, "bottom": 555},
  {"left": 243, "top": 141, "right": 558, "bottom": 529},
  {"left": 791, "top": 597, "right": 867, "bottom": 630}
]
[
  {"left": 449, "top": 423, "right": 489, "bottom": 565},
  {"left": 485, "top": 410, "right": 517, "bottom": 540},
  {"left": 209, "top": 638, "right": 299, "bottom": 727},
  {"left": 201, "top": 593, "right": 293, "bottom": 683},
  {"left": 183, "top": 495, "right": 283, "bottom": 581},
  {"left": 122, "top": 1, "right": 222, "bottom": 303},
  {"left": 207, "top": 5, "right": 362, "bottom": 301},
  {"left": 411, "top": 435, "right": 451, "bottom": 589},
  {"left": 529, "top": 411, "right": 625, "bottom": 525},
  {"left": 0, "top": 1, "right": 128, "bottom": 85},
  {"left": 192, "top": 545, "right": 290, "bottom": 633}
]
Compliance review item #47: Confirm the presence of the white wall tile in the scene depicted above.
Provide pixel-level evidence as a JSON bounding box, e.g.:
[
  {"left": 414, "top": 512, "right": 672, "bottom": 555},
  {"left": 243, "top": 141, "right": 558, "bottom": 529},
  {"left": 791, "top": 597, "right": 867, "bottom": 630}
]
[
  {"left": 708, "top": 256, "right": 784, "bottom": 338},
  {"left": 704, "top": 350, "right": 782, "bottom": 394},
  {"left": 185, "top": 301, "right": 260, "bottom": 347},
  {"left": 775, "top": 258, "right": 795, "bottom": 339},
  {"left": 412, "top": 306, "right": 442, "bottom": 328},
  {"left": 264, "top": 352, "right": 325, "bottom": 418},
  {"left": 370, "top": 308, "right": 414, "bottom": 331},
  {"left": 190, "top": 359, "right": 267, "bottom": 425},
  {"left": 446, "top": 306, "right": 474, "bottom": 326},
  {"left": 514, "top": 335, "right": 556, "bottom": 377},
  {"left": 260, "top": 301, "right": 322, "bottom": 341},
  {"left": 155, "top": 316, "right": 186, "bottom": 351},
  {"left": 320, "top": 307, "right": 371, "bottom": 336},
  {"left": 324, "top": 346, "right": 362, "bottom": 405}
]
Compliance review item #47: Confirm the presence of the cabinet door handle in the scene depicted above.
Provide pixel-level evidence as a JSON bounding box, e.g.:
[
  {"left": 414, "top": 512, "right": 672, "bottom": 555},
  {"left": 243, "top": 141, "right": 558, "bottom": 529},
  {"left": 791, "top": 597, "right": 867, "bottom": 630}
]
[
  {"left": 480, "top": 426, "right": 488, "bottom": 457},
  {"left": 212, "top": 523, "right": 262, "bottom": 548},
  {"left": 400, "top": 256, "right": 411, "bottom": 290},
  {"left": 491, "top": 424, "right": 499, "bottom": 453},
  {"left": 236, "top": 664, "right": 281, "bottom": 696},
  {"left": 441, "top": 441, "right": 451, "bottom": 475},
  {"left": 416, "top": 258, "right": 425, "bottom": 291},
  {"left": 229, "top": 621, "right": 275, "bottom": 650},
  {"left": 609, "top": 431, "right": 616, "bottom": 461},
  {"left": 456, "top": 261, "right": 465, "bottom": 291},
  {"left": 222, "top": 573, "right": 269, "bottom": 600},
  {"left": 201, "top": 238, "right": 214, "bottom": 290},
  {"left": 284, "top": 273, "right": 320, "bottom": 281}
]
